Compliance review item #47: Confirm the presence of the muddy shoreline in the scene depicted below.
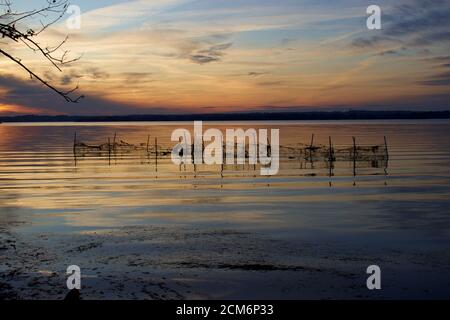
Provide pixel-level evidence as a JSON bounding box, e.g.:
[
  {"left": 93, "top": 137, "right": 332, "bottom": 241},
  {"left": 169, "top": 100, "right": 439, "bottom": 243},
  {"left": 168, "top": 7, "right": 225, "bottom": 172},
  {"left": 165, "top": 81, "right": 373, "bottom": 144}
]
[{"left": 2, "top": 222, "right": 449, "bottom": 300}]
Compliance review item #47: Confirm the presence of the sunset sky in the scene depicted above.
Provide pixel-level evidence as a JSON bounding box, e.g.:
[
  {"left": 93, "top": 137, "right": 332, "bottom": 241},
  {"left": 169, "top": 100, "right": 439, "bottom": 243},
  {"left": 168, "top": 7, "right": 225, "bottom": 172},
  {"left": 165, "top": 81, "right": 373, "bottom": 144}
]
[{"left": 0, "top": 0, "right": 449, "bottom": 115}]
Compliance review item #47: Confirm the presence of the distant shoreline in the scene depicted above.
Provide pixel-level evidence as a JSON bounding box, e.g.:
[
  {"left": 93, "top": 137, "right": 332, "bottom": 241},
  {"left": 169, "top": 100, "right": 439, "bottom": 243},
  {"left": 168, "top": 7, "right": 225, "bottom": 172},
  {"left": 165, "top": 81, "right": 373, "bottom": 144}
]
[{"left": 1, "top": 110, "right": 450, "bottom": 122}]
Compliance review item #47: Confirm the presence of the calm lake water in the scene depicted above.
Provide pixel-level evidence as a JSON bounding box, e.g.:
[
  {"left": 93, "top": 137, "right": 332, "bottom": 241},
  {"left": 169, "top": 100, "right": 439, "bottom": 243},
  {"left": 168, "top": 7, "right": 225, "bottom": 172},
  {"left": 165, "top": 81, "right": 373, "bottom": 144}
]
[{"left": 1, "top": 120, "right": 450, "bottom": 299}]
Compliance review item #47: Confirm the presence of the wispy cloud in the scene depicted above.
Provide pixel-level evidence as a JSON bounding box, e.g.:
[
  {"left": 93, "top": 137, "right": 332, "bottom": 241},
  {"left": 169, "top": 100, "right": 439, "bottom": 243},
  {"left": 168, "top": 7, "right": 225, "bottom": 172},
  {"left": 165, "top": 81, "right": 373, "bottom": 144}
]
[
  {"left": 420, "top": 71, "right": 450, "bottom": 86},
  {"left": 190, "top": 42, "right": 233, "bottom": 64},
  {"left": 426, "top": 55, "right": 450, "bottom": 63},
  {"left": 0, "top": 74, "right": 163, "bottom": 115},
  {"left": 349, "top": 0, "right": 450, "bottom": 51},
  {"left": 248, "top": 72, "right": 269, "bottom": 77}
]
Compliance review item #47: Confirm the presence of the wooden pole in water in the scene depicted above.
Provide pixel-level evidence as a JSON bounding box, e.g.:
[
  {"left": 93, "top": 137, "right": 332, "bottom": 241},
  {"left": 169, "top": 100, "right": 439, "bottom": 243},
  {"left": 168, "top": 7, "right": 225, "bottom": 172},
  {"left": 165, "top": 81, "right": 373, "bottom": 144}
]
[
  {"left": 267, "top": 134, "right": 272, "bottom": 158},
  {"left": 352, "top": 136, "right": 357, "bottom": 183},
  {"left": 73, "top": 132, "right": 77, "bottom": 153},
  {"left": 146, "top": 134, "right": 150, "bottom": 153},
  {"left": 113, "top": 132, "right": 117, "bottom": 151},
  {"left": 155, "top": 137, "right": 158, "bottom": 171},
  {"left": 309, "top": 134, "right": 314, "bottom": 167},
  {"left": 383, "top": 136, "right": 389, "bottom": 185},
  {"left": 384, "top": 136, "right": 389, "bottom": 160},
  {"left": 73, "top": 132, "right": 77, "bottom": 166},
  {"left": 182, "top": 132, "right": 188, "bottom": 172},
  {"left": 329, "top": 136, "right": 333, "bottom": 178},
  {"left": 328, "top": 136, "right": 333, "bottom": 161},
  {"left": 193, "top": 143, "right": 196, "bottom": 173},
  {"left": 222, "top": 144, "right": 225, "bottom": 176},
  {"left": 108, "top": 137, "right": 111, "bottom": 166},
  {"left": 298, "top": 142, "right": 302, "bottom": 169},
  {"left": 202, "top": 140, "right": 205, "bottom": 164}
]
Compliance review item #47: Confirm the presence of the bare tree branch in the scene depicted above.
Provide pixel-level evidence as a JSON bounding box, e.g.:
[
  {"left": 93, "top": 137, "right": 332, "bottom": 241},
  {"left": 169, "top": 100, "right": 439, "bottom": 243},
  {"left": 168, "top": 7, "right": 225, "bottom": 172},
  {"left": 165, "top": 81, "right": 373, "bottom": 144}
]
[{"left": 0, "top": 0, "right": 83, "bottom": 103}]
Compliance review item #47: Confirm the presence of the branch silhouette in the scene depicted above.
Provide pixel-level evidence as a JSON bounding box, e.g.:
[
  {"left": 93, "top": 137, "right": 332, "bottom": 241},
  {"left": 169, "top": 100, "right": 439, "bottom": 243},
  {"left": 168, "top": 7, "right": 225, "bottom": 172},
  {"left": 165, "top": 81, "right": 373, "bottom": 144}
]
[{"left": 0, "top": 0, "right": 83, "bottom": 103}]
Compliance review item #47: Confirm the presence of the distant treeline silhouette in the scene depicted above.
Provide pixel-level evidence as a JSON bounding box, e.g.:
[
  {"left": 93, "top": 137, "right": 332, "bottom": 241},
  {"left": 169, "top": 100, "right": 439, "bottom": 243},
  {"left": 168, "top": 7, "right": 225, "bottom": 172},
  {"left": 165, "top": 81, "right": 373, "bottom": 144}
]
[{"left": 1, "top": 110, "right": 450, "bottom": 122}]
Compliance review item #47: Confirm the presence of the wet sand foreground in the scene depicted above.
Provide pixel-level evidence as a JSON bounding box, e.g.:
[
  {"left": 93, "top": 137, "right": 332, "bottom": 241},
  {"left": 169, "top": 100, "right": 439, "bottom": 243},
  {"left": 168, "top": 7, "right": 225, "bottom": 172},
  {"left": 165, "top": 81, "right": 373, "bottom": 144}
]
[{"left": 2, "top": 222, "right": 449, "bottom": 300}]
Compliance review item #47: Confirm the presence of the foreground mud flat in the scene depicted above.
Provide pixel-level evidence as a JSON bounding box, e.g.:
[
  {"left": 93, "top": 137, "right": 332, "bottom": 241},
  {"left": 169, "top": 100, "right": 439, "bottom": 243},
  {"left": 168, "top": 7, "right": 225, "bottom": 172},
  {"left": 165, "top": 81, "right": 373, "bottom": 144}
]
[{"left": 1, "top": 223, "right": 449, "bottom": 300}]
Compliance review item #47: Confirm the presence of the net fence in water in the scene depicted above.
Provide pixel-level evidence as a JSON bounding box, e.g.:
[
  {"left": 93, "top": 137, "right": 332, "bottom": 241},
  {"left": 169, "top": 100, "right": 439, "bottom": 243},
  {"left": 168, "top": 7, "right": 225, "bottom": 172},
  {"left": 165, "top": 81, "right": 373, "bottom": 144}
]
[{"left": 73, "top": 133, "right": 389, "bottom": 168}]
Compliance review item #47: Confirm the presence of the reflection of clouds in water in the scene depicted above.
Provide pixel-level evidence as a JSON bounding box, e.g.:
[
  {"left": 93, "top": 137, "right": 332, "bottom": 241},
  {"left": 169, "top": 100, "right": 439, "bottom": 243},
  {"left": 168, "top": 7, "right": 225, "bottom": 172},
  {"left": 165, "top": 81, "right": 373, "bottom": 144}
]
[
  {"left": 369, "top": 200, "right": 450, "bottom": 235},
  {"left": 41, "top": 205, "right": 283, "bottom": 229},
  {"left": 0, "top": 206, "right": 30, "bottom": 230},
  {"left": 0, "top": 125, "right": 130, "bottom": 152},
  {"left": 0, "top": 190, "right": 21, "bottom": 229}
]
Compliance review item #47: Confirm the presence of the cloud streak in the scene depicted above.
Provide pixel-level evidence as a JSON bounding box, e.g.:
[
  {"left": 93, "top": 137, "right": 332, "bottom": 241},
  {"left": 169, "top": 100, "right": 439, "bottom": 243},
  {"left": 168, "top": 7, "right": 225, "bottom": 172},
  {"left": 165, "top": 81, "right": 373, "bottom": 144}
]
[
  {"left": 349, "top": 0, "right": 450, "bottom": 51},
  {"left": 0, "top": 74, "right": 168, "bottom": 115},
  {"left": 190, "top": 42, "right": 233, "bottom": 64},
  {"left": 420, "top": 71, "right": 450, "bottom": 86}
]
